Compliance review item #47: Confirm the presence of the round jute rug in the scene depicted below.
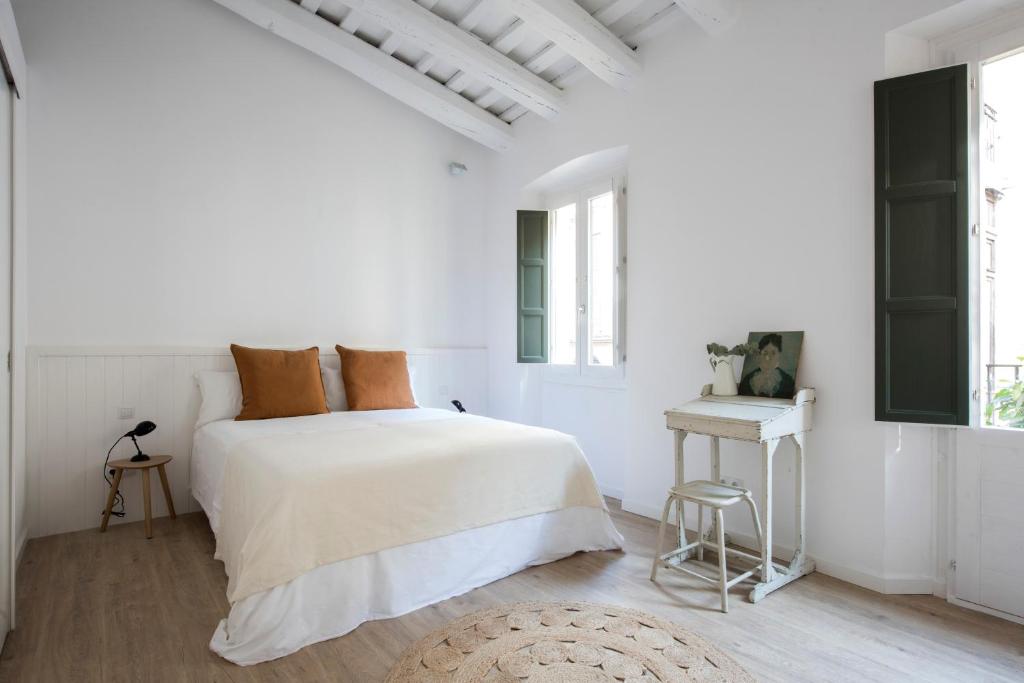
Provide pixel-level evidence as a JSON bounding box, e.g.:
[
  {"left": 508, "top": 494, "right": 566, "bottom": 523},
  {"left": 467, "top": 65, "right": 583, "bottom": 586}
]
[{"left": 384, "top": 601, "right": 754, "bottom": 683}]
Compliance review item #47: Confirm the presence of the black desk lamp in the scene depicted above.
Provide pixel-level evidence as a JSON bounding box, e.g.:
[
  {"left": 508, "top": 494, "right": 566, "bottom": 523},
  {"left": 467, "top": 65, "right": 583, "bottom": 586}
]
[
  {"left": 100, "top": 420, "right": 157, "bottom": 519},
  {"left": 113, "top": 420, "right": 157, "bottom": 463}
]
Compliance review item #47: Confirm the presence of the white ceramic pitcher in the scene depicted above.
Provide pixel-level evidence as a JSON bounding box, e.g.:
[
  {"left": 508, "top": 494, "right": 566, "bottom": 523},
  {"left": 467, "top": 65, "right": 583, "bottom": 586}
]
[{"left": 709, "top": 355, "right": 738, "bottom": 396}]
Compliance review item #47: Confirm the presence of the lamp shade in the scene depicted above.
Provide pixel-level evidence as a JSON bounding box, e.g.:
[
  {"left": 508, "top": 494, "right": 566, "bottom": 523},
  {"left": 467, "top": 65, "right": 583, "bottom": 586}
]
[{"left": 125, "top": 420, "right": 156, "bottom": 438}]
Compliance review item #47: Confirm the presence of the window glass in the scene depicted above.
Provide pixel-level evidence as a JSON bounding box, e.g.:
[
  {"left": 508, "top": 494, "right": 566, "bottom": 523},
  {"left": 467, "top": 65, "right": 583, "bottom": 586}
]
[
  {"left": 981, "top": 51, "right": 1024, "bottom": 427},
  {"left": 549, "top": 203, "right": 577, "bottom": 365},
  {"left": 587, "top": 191, "right": 615, "bottom": 366}
]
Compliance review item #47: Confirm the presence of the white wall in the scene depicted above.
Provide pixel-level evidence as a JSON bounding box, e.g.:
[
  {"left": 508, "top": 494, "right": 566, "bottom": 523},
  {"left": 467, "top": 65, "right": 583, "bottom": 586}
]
[
  {"left": 13, "top": 0, "right": 494, "bottom": 543},
  {"left": 483, "top": 0, "right": 960, "bottom": 592},
  {"left": 539, "top": 381, "right": 625, "bottom": 498},
  {"left": 15, "top": 0, "right": 492, "bottom": 351}
]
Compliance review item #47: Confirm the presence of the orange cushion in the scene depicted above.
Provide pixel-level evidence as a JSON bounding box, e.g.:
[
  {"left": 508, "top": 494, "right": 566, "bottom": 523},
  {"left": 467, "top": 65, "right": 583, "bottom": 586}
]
[
  {"left": 336, "top": 346, "right": 417, "bottom": 411},
  {"left": 230, "top": 345, "right": 329, "bottom": 420}
]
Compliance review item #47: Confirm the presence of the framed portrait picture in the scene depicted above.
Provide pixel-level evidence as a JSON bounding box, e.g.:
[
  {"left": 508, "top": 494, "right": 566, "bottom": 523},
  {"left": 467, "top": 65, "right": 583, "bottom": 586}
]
[{"left": 738, "top": 331, "right": 804, "bottom": 399}]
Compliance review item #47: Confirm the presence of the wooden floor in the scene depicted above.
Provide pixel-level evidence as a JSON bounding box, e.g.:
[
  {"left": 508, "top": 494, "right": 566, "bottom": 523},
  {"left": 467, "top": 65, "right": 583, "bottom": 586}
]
[{"left": 3, "top": 501, "right": 1024, "bottom": 682}]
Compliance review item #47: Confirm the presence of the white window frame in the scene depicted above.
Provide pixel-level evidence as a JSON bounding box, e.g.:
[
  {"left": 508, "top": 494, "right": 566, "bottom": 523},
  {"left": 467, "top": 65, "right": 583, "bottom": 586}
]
[
  {"left": 543, "top": 174, "right": 626, "bottom": 387},
  {"left": 941, "top": 20, "right": 1024, "bottom": 429}
]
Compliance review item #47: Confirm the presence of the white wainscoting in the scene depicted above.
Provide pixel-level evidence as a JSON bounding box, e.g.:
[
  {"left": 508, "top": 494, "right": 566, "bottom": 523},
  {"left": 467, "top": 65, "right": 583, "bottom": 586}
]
[
  {"left": 26, "top": 346, "right": 488, "bottom": 539},
  {"left": 955, "top": 426, "right": 1024, "bottom": 622}
]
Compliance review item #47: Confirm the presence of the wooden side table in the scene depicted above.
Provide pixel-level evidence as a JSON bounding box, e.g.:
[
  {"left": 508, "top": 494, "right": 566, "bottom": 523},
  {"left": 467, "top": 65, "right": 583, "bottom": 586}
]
[{"left": 100, "top": 454, "right": 176, "bottom": 539}]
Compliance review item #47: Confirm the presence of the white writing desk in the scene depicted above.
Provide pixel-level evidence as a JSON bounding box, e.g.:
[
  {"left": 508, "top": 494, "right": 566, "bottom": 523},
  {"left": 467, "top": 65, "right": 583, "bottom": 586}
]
[{"left": 664, "top": 385, "right": 816, "bottom": 602}]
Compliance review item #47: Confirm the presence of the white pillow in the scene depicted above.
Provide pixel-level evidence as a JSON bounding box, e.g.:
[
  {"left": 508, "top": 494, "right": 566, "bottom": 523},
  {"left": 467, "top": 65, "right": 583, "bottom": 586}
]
[
  {"left": 320, "top": 366, "right": 349, "bottom": 412},
  {"left": 408, "top": 364, "right": 420, "bottom": 407},
  {"left": 195, "top": 370, "right": 242, "bottom": 428}
]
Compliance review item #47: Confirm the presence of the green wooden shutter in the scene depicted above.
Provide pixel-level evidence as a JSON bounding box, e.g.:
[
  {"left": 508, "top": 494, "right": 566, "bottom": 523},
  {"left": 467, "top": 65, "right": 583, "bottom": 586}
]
[
  {"left": 875, "top": 64, "right": 969, "bottom": 425},
  {"left": 518, "top": 210, "right": 548, "bottom": 363}
]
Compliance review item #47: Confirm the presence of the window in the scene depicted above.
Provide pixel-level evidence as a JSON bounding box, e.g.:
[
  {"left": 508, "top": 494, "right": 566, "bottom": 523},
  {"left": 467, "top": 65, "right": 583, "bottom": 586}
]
[
  {"left": 875, "top": 45, "right": 1024, "bottom": 428},
  {"left": 549, "top": 203, "right": 577, "bottom": 365},
  {"left": 587, "top": 191, "right": 615, "bottom": 367},
  {"left": 979, "top": 51, "right": 1024, "bottom": 428},
  {"left": 985, "top": 103, "right": 998, "bottom": 163},
  {"left": 547, "top": 180, "right": 625, "bottom": 378}
]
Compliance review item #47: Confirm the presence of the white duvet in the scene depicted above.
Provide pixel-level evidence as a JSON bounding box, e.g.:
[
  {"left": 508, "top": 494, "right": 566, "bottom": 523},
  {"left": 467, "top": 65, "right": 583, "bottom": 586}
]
[
  {"left": 192, "top": 409, "right": 456, "bottom": 534},
  {"left": 191, "top": 409, "right": 624, "bottom": 665}
]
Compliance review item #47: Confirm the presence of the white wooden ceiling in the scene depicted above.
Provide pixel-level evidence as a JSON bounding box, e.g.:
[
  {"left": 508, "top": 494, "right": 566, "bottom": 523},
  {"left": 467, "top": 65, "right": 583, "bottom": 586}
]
[{"left": 212, "top": 0, "right": 738, "bottom": 150}]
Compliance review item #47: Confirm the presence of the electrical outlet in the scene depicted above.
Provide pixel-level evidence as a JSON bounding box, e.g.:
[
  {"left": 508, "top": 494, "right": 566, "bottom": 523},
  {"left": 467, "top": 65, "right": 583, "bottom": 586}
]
[
  {"left": 118, "top": 407, "right": 134, "bottom": 420},
  {"left": 438, "top": 384, "right": 449, "bottom": 397},
  {"left": 720, "top": 476, "right": 745, "bottom": 489}
]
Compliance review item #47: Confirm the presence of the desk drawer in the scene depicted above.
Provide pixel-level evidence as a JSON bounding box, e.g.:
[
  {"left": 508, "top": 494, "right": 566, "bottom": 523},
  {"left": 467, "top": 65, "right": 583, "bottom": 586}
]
[{"left": 665, "top": 413, "right": 761, "bottom": 441}]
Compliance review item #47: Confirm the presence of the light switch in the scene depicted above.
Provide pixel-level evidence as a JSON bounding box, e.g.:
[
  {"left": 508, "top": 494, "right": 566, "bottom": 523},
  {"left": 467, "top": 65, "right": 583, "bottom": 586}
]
[{"left": 118, "top": 407, "right": 134, "bottom": 420}]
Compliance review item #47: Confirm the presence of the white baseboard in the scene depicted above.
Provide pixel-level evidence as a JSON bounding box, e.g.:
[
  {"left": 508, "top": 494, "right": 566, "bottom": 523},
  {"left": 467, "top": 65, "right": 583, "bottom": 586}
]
[
  {"left": 724, "top": 527, "right": 890, "bottom": 594},
  {"left": 881, "top": 575, "right": 940, "bottom": 595},
  {"left": 15, "top": 526, "right": 27, "bottom": 569},
  {"left": 599, "top": 483, "right": 624, "bottom": 501},
  {"left": 622, "top": 497, "right": 934, "bottom": 596},
  {"left": 948, "top": 596, "right": 1024, "bottom": 626},
  {"left": 621, "top": 498, "right": 665, "bottom": 521}
]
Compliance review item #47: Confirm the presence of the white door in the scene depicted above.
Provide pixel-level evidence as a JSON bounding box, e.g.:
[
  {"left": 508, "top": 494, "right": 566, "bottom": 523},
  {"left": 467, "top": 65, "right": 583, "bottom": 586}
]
[
  {"left": 0, "top": 72, "right": 11, "bottom": 642},
  {"left": 956, "top": 428, "right": 1024, "bottom": 620}
]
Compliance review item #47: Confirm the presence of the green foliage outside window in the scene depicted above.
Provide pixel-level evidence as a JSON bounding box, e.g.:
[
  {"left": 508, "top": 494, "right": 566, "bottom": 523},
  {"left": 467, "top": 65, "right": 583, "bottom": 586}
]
[{"left": 986, "top": 355, "right": 1024, "bottom": 428}]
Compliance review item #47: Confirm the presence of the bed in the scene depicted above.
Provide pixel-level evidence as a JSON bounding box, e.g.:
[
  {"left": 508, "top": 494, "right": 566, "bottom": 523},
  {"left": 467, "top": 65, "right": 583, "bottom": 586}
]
[{"left": 191, "top": 407, "right": 623, "bottom": 665}]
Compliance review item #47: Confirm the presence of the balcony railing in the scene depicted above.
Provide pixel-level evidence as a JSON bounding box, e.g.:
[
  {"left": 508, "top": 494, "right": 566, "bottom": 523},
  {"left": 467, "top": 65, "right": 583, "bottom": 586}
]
[{"left": 987, "top": 363, "right": 1023, "bottom": 406}]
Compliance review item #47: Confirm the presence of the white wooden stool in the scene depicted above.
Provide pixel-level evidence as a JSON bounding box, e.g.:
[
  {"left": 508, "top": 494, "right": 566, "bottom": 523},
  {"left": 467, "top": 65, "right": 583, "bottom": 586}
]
[{"left": 649, "top": 480, "right": 764, "bottom": 613}]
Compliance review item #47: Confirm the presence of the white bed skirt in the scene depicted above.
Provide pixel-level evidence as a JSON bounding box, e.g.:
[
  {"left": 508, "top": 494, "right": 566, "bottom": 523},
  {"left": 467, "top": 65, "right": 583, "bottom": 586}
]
[{"left": 210, "top": 506, "right": 623, "bottom": 666}]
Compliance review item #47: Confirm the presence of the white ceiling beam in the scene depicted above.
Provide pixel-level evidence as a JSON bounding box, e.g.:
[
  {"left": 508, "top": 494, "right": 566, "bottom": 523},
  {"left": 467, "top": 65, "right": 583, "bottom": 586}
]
[
  {"left": 381, "top": 0, "right": 442, "bottom": 58},
  {"left": 500, "top": 103, "right": 527, "bottom": 122},
  {"left": 502, "top": 0, "right": 640, "bottom": 89},
  {"left": 338, "top": 0, "right": 563, "bottom": 119},
  {"left": 557, "top": 1, "right": 680, "bottom": 87},
  {"left": 672, "top": 0, "right": 738, "bottom": 35},
  {"left": 339, "top": 8, "right": 363, "bottom": 32},
  {"left": 458, "top": 0, "right": 493, "bottom": 30},
  {"left": 471, "top": 19, "right": 530, "bottom": 112},
  {"left": 211, "top": 0, "right": 513, "bottom": 151},
  {"left": 620, "top": 3, "right": 681, "bottom": 46},
  {"left": 490, "top": 19, "right": 528, "bottom": 53},
  {"left": 299, "top": 0, "right": 323, "bottom": 12},
  {"left": 379, "top": 33, "right": 403, "bottom": 54},
  {"left": 522, "top": 42, "right": 563, "bottom": 74},
  {"left": 414, "top": 54, "right": 437, "bottom": 72},
  {"left": 417, "top": 0, "right": 493, "bottom": 80},
  {"left": 446, "top": 71, "right": 473, "bottom": 94},
  {"left": 594, "top": 0, "right": 645, "bottom": 26},
  {"left": 474, "top": 89, "right": 503, "bottom": 109}
]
